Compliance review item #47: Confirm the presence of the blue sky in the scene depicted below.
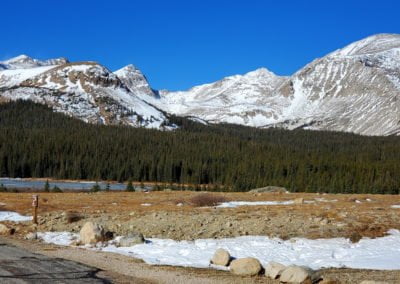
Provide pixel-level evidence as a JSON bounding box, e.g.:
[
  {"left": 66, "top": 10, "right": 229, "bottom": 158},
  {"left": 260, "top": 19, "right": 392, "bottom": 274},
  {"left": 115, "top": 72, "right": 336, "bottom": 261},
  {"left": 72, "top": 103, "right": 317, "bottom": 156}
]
[{"left": 2, "top": 0, "right": 400, "bottom": 90}]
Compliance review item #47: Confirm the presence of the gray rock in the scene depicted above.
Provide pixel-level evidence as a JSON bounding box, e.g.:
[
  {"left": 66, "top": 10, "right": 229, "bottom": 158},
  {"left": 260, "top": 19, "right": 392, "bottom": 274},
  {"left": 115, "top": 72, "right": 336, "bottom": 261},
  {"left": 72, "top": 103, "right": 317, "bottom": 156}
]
[
  {"left": 0, "top": 224, "right": 13, "bottom": 235},
  {"left": 280, "top": 265, "right": 315, "bottom": 283},
  {"left": 210, "top": 248, "right": 231, "bottom": 266},
  {"left": 264, "top": 261, "right": 286, "bottom": 279},
  {"left": 79, "top": 222, "right": 105, "bottom": 244},
  {"left": 230, "top": 257, "right": 262, "bottom": 276},
  {"left": 294, "top": 198, "right": 304, "bottom": 204},
  {"left": 117, "top": 232, "right": 145, "bottom": 247},
  {"left": 25, "top": 232, "right": 37, "bottom": 240}
]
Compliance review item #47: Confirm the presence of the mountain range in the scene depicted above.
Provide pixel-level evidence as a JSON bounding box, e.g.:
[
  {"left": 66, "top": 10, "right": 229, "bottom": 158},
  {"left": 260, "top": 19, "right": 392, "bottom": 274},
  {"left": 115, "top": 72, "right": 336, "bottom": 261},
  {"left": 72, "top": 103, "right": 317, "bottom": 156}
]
[{"left": 1, "top": 33, "right": 399, "bottom": 135}]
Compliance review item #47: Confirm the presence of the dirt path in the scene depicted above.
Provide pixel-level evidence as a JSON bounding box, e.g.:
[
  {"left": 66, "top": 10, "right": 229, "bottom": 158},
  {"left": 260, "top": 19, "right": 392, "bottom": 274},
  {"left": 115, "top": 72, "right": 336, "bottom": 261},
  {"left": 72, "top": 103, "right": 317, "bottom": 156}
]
[{"left": 0, "top": 238, "right": 110, "bottom": 283}]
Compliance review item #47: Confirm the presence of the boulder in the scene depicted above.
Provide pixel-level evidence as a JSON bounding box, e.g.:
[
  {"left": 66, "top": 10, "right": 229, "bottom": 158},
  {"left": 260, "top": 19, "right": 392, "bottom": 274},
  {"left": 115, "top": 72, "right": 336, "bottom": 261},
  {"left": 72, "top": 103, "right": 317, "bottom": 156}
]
[
  {"left": 265, "top": 261, "right": 286, "bottom": 279},
  {"left": 230, "top": 257, "right": 262, "bottom": 276},
  {"left": 0, "top": 224, "right": 13, "bottom": 235},
  {"left": 116, "top": 232, "right": 145, "bottom": 247},
  {"left": 249, "top": 186, "right": 287, "bottom": 193},
  {"left": 294, "top": 198, "right": 304, "bottom": 204},
  {"left": 210, "top": 248, "right": 231, "bottom": 266},
  {"left": 79, "top": 222, "right": 105, "bottom": 244},
  {"left": 25, "top": 232, "right": 37, "bottom": 240},
  {"left": 280, "top": 265, "right": 315, "bottom": 284}
]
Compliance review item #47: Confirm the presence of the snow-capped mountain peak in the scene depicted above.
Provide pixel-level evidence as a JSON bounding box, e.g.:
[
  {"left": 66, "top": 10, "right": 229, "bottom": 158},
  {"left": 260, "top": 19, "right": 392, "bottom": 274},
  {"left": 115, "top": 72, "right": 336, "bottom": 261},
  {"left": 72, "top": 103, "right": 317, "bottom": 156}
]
[
  {"left": 0, "top": 60, "right": 173, "bottom": 129},
  {"left": 156, "top": 34, "right": 400, "bottom": 135},
  {"left": 1, "top": 54, "right": 69, "bottom": 70},
  {"left": 329, "top": 33, "right": 400, "bottom": 58},
  {"left": 3, "top": 54, "right": 31, "bottom": 64},
  {"left": 114, "top": 64, "right": 158, "bottom": 99},
  {"left": 1, "top": 33, "right": 399, "bottom": 135}
]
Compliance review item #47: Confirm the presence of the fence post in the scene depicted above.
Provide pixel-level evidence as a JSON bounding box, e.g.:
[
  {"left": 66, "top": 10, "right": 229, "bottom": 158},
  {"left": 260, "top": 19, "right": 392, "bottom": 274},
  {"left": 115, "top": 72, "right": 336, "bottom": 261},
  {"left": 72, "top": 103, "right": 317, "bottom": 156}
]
[{"left": 32, "top": 195, "right": 39, "bottom": 225}]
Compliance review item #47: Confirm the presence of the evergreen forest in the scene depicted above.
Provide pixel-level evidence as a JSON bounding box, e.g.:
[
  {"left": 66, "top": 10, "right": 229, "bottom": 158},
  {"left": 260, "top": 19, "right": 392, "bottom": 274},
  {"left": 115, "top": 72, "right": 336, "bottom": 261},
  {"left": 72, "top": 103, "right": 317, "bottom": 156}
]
[{"left": 0, "top": 100, "right": 399, "bottom": 194}]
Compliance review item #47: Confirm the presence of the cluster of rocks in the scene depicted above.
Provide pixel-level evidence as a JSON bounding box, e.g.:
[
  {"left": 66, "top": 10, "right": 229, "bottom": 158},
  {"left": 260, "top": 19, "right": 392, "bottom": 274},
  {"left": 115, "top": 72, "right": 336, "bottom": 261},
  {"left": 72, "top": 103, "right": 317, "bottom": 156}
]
[{"left": 210, "top": 248, "right": 335, "bottom": 283}]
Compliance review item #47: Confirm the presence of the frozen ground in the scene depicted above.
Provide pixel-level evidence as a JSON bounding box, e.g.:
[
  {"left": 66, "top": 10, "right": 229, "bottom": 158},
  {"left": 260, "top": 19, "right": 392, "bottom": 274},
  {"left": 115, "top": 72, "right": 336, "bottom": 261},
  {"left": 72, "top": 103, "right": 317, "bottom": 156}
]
[
  {"left": 0, "top": 211, "right": 32, "bottom": 222},
  {"left": 38, "top": 229, "right": 400, "bottom": 270},
  {"left": 216, "top": 200, "right": 295, "bottom": 208}
]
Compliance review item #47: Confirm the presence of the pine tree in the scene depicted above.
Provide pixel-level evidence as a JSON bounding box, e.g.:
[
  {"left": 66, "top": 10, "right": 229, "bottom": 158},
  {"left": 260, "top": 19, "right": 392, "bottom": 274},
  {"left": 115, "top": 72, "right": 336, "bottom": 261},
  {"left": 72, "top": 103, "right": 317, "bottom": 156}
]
[
  {"left": 0, "top": 183, "right": 7, "bottom": 192},
  {"left": 126, "top": 180, "right": 135, "bottom": 192},
  {"left": 44, "top": 180, "right": 50, "bottom": 192},
  {"left": 91, "top": 182, "right": 101, "bottom": 192},
  {"left": 51, "top": 185, "right": 63, "bottom": 193}
]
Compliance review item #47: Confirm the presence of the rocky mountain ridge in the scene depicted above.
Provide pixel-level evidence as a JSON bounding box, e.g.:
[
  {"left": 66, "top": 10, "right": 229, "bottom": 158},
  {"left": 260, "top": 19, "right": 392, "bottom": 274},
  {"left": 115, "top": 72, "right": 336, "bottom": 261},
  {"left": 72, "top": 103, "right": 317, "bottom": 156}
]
[{"left": 1, "top": 33, "right": 399, "bottom": 135}]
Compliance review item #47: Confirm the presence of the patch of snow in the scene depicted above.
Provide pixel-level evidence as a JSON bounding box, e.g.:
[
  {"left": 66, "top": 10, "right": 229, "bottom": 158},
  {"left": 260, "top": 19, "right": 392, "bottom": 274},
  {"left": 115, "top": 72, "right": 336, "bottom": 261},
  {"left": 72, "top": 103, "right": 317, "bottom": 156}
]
[
  {"left": 141, "top": 203, "right": 152, "bottom": 206},
  {"left": 0, "top": 66, "right": 56, "bottom": 88},
  {"left": 314, "top": 198, "right": 338, "bottom": 203},
  {"left": 391, "top": 205, "right": 400, "bottom": 209},
  {"left": 38, "top": 230, "right": 400, "bottom": 270},
  {"left": 0, "top": 211, "right": 32, "bottom": 222},
  {"left": 216, "top": 200, "right": 294, "bottom": 208},
  {"left": 37, "top": 232, "right": 78, "bottom": 246}
]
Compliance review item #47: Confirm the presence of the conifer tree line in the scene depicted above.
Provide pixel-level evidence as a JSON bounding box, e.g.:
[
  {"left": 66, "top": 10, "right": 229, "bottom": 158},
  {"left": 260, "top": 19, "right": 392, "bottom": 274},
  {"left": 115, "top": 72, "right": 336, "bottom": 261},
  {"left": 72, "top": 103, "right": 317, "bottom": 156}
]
[{"left": 0, "top": 100, "right": 399, "bottom": 194}]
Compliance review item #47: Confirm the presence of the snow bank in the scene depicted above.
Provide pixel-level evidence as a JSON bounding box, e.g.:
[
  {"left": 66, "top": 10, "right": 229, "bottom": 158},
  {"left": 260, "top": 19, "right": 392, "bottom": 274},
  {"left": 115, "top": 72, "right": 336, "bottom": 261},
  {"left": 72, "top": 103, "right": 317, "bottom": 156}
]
[
  {"left": 37, "top": 232, "right": 78, "bottom": 246},
  {"left": 38, "top": 230, "right": 400, "bottom": 270},
  {"left": 217, "top": 200, "right": 294, "bottom": 208},
  {"left": 0, "top": 211, "right": 32, "bottom": 222}
]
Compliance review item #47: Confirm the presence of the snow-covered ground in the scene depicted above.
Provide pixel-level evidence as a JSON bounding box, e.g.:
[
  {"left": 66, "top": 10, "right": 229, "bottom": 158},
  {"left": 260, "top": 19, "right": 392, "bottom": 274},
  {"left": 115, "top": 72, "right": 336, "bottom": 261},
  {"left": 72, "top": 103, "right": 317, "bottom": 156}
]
[
  {"left": 38, "top": 230, "right": 400, "bottom": 270},
  {"left": 216, "top": 200, "right": 294, "bottom": 208},
  {"left": 0, "top": 211, "right": 32, "bottom": 222}
]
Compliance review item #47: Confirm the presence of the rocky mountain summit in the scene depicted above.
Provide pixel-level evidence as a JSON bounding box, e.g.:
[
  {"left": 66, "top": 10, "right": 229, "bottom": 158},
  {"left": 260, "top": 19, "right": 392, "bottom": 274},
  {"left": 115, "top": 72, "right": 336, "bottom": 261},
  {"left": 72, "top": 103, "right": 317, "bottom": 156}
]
[
  {"left": 1, "top": 34, "right": 399, "bottom": 135},
  {"left": 0, "top": 58, "right": 173, "bottom": 129},
  {"left": 159, "top": 34, "right": 400, "bottom": 136}
]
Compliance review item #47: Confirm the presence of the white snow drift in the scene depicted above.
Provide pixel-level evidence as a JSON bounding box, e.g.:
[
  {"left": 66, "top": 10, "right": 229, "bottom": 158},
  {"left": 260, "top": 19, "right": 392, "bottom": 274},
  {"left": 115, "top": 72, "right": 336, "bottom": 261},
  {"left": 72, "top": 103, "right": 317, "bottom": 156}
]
[
  {"left": 216, "top": 200, "right": 294, "bottom": 208},
  {"left": 0, "top": 211, "right": 32, "bottom": 222},
  {"left": 38, "top": 229, "right": 400, "bottom": 270}
]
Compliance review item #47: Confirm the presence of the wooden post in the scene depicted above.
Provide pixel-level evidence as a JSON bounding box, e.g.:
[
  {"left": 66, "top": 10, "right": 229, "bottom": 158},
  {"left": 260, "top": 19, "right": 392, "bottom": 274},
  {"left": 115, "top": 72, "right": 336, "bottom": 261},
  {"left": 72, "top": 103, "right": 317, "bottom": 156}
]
[{"left": 32, "top": 195, "right": 39, "bottom": 225}]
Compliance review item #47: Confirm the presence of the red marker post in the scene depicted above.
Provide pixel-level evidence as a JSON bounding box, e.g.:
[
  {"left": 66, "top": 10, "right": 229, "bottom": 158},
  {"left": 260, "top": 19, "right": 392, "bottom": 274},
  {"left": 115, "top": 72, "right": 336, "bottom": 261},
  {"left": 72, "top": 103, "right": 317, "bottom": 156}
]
[{"left": 32, "top": 195, "right": 39, "bottom": 225}]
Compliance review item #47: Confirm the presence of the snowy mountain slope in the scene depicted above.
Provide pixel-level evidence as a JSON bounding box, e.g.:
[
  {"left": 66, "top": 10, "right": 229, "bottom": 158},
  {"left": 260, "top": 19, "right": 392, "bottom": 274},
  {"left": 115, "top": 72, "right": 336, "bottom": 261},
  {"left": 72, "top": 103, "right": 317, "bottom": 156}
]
[
  {"left": 0, "top": 59, "right": 173, "bottom": 129},
  {"left": 0, "top": 54, "right": 68, "bottom": 69},
  {"left": 156, "top": 34, "right": 400, "bottom": 135},
  {"left": 0, "top": 65, "right": 57, "bottom": 88},
  {"left": 268, "top": 34, "right": 400, "bottom": 135},
  {"left": 1, "top": 33, "right": 399, "bottom": 135},
  {"left": 157, "top": 68, "right": 289, "bottom": 127}
]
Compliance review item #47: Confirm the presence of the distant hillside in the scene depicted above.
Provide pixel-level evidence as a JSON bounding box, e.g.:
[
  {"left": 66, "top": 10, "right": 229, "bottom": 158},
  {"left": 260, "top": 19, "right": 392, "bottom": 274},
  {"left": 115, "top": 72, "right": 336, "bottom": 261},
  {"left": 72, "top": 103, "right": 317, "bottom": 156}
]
[{"left": 0, "top": 100, "right": 399, "bottom": 193}]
